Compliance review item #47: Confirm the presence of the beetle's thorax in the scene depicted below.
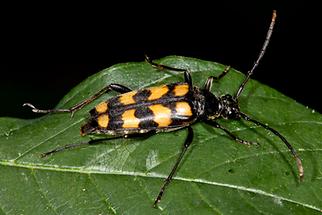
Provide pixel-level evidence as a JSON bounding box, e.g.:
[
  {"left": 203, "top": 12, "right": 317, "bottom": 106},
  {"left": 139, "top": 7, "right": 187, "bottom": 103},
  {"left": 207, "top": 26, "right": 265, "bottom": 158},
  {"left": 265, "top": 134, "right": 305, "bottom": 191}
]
[{"left": 195, "top": 89, "right": 241, "bottom": 120}]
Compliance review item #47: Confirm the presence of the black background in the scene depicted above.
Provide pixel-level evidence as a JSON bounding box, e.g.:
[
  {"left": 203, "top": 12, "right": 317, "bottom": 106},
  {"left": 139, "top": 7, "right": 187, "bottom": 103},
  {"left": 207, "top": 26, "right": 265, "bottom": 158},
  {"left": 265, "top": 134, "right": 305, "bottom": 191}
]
[{"left": 1, "top": 4, "right": 321, "bottom": 119}]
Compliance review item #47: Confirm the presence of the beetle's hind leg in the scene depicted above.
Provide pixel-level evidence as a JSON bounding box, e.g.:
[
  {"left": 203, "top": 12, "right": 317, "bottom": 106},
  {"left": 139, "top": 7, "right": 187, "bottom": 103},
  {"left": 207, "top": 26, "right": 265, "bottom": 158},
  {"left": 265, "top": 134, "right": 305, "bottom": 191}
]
[
  {"left": 41, "top": 136, "right": 126, "bottom": 157},
  {"left": 206, "top": 121, "right": 259, "bottom": 146},
  {"left": 40, "top": 140, "right": 93, "bottom": 158},
  {"left": 40, "top": 138, "right": 113, "bottom": 157},
  {"left": 41, "top": 131, "right": 157, "bottom": 157},
  {"left": 145, "top": 55, "right": 192, "bottom": 88},
  {"left": 23, "top": 83, "right": 132, "bottom": 117}
]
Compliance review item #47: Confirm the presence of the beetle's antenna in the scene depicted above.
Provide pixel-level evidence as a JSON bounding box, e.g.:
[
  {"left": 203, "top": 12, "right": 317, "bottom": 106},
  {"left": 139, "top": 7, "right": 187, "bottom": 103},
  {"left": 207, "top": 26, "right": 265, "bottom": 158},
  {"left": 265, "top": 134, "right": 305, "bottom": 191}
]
[
  {"left": 239, "top": 112, "right": 304, "bottom": 180},
  {"left": 235, "top": 10, "right": 277, "bottom": 99}
]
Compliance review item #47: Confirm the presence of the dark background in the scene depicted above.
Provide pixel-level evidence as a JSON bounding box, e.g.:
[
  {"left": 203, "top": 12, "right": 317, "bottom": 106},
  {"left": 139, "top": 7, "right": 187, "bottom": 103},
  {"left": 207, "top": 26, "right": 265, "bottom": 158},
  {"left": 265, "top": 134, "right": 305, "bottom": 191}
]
[{"left": 1, "top": 4, "right": 321, "bottom": 119}]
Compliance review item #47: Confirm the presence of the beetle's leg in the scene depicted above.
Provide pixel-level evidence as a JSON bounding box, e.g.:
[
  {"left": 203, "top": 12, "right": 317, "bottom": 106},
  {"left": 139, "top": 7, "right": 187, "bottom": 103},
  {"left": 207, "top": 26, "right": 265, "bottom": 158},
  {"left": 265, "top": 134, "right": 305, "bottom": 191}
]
[
  {"left": 145, "top": 55, "right": 192, "bottom": 88},
  {"left": 40, "top": 137, "right": 117, "bottom": 157},
  {"left": 206, "top": 120, "right": 258, "bottom": 146},
  {"left": 154, "top": 126, "right": 193, "bottom": 208},
  {"left": 204, "top": 66, "right": 231, "bottom": 92},
  {"left": 40, "top": 138, "right": 114, "bottom": 157},
  {"left": 41, "top": 137, "right": 122, "bottom": 157},
  {"left": 23, "top": 83, "right": 132, "bottom": 117},
  {"left": 41, "top": 131, "right": 156, "bottom": 157}
]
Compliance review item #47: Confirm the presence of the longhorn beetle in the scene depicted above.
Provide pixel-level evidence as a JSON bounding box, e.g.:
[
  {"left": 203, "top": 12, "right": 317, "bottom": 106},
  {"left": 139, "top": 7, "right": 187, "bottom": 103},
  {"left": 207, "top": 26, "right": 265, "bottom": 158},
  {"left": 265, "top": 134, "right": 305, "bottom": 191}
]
[{"left": 24, "top": 10, "right": 303, "bottom": 207}]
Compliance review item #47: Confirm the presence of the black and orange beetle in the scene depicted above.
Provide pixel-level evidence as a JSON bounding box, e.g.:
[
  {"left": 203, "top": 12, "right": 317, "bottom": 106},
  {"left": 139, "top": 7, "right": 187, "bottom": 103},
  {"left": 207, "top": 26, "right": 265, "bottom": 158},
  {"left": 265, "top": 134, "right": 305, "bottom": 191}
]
[{"left": 23, "top": 11, "right": 303, "bottom": 207}]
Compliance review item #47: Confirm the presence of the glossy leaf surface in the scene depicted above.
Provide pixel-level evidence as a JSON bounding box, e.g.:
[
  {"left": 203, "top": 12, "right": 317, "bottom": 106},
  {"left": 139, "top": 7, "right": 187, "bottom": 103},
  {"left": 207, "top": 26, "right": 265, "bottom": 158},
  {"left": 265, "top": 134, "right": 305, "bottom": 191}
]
[{"left": 1, "top": 56, "right": 321, "bottom": 214}]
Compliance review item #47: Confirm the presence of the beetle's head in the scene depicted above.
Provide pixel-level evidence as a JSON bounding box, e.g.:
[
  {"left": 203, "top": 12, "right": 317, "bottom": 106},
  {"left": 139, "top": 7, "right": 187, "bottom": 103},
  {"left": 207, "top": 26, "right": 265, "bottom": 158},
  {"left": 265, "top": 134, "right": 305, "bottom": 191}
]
[{"left": 218, "top": 94, "right": 241, "bottom": 119}]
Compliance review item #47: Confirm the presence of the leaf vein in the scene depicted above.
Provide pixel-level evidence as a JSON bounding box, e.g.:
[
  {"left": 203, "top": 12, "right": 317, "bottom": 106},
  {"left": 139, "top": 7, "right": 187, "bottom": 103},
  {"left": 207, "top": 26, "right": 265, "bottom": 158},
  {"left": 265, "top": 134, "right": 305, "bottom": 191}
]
[
  {"left": 0, "top": 202, "right": 6, "bottom": 215},
  {"left": 191, "top": 183, "right": 223, "bottom": 215},
  {"left": 2, "top": 160, "right": 321, "bottom": 213},
  {"left": 87, "top": 174, "right": 117, "bottom": 215},
  {"left": 31, "top": 169, "right": 59, "bottom": 215},
  {"left": 13, "top": 118, "right": 84, "bottom": 161},
  {"left": 135, "top": 176, "right": 161, "bottom": 211},
  {"left": 237, "top": 189, "right": 268, "bottom": 215}
]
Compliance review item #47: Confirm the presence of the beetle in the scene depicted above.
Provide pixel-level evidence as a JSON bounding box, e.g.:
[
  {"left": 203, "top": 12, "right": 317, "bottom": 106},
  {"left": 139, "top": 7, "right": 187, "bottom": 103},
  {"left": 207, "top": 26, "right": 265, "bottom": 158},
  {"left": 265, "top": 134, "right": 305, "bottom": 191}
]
[{"left": 23, "top": 10, "right": 303, "bottom": 207}]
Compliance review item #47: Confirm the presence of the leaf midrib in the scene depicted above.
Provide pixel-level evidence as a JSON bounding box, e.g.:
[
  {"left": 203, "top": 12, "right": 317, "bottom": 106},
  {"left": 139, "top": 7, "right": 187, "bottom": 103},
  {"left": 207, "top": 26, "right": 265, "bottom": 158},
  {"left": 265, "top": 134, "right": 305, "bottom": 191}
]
[{"left": 0, "top": 159, "right": 321, "bottom": 213}]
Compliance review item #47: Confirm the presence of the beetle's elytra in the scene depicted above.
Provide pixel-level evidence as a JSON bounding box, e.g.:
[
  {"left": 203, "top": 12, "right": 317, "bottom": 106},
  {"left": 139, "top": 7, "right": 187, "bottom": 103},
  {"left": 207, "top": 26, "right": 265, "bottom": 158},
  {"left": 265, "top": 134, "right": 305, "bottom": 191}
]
[
  {"left": 80, "top": 82, "right": 195, "bottom": 136},
  {"left": 23, "top": 10, "right": 303, "bottom": 208}
]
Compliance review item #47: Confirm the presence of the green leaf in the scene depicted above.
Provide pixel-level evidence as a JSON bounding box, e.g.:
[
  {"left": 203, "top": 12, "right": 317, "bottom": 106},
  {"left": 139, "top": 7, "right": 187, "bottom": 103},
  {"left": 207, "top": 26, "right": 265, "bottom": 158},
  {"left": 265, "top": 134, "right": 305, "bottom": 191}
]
[{"left": 1, "top": 56, "right": 321, "bottom": 215}]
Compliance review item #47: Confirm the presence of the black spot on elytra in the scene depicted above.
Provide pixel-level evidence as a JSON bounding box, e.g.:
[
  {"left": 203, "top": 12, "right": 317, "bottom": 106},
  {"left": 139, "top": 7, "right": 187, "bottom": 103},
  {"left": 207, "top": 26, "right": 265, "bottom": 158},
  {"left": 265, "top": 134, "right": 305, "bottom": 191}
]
[
  {"left": 107, "top": 113, "right": 123, "bottom": 130},
  {"left": 108, "top": 96, "right": 122, "bottom": 109},
  {"left": 89, "top": 108, "right": 98, "bottom": 116},
  {"left": 135, "top": 106, "right": 158, "bottom": 129},
  {"left": 81, "top": 117, "right": 98, "bottom": 134},
  {"left": 159, "top": 84, "right": 176, "bottom": 100},
  {"left": 133, "top": 89, "right": 151, "bottom": 102}
]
